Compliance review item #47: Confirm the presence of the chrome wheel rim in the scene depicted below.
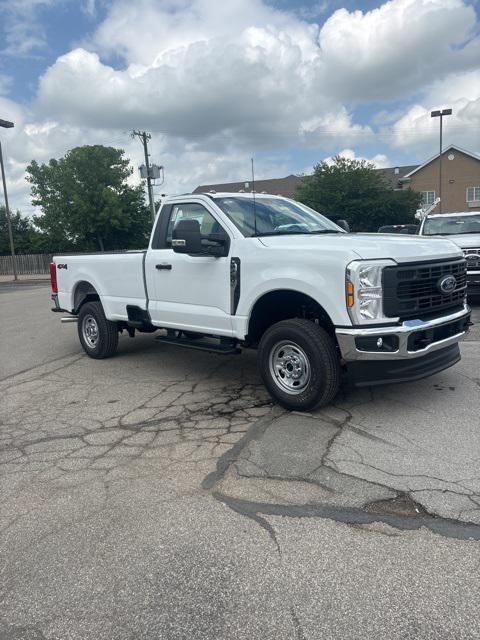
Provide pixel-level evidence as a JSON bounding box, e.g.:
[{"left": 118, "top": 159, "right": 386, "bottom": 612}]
[
  {"left": 82, "top": 314, "right": 99, "bottom": 349},
  {"left": 269, "top": 341, "right": 311, "bottom": 395}
]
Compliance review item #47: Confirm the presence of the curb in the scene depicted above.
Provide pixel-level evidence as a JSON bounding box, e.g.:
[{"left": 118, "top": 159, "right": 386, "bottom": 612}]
[{"left": 0, "top": 278, "right": 50, "bottom": 286}]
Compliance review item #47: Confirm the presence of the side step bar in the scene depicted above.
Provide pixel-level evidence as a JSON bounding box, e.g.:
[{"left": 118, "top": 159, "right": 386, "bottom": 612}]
[
  {"left": 155, "top": 334, "right": 241, "bottom": 355},
  {"left": 61, "top": 317, "right": 78, "bottom": 323}
]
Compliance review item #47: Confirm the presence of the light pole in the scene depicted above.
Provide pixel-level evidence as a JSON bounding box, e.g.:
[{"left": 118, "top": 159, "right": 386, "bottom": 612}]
[
  {"left": 0, "top": 118, "right": 17, "bottom": 281},
  {"left": 431, "top": 108, "right": 452, "bottom": 214}
]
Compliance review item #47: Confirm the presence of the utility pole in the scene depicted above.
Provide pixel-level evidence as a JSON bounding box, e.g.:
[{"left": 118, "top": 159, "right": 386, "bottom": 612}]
[
  {"left": 431, "top": 108, "right": 452, "bottom": 214},
  {"left": 132, "top": 130, "right": 156, "bottom": 222},
  {"left": 0, "top": 118, "right": 17, "bottom": 281}
]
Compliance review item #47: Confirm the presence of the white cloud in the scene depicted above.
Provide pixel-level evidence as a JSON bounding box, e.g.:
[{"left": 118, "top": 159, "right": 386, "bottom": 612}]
[
  {"left": 35, "top": 33, "right": 342, "bottom": 147},
  {"left": 391, "top": 70, "right": 480, "bottom": 153},
  {"left": 90, "top": 0, "right": 319, "bottom": 67},
  {"left": 317, "top": 0, "right": 479, "bottom": 101},
  {"left": 323, "top": 148, "right": 390, "bottom": 168},
  {"left": 35, "top": 0, "right": 480, "bottom": 146},
  {"left": 299, "top": 109, "right": 373, "bottom": 147}
]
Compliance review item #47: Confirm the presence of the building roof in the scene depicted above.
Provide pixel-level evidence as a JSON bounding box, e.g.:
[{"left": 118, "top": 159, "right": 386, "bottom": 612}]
[
  {"left": 192, "top": 145, "right": 479, "bottom": 196},
  {"left": 376, "top": 165, "right": 419, "bottom": 188},
  {"left": 193, "top": 174, "right": 304, "bottom": 198},
  {"left": 402, "top": 145, "right": 480, "bottom": 179},
  {"left": 193, "top": 166, "right": 420, "bottom": 195}
]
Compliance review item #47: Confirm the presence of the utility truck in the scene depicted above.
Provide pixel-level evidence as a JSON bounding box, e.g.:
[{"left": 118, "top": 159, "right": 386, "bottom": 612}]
[{"left": 51, "top": 193, "right": 471, "bottom": 411}]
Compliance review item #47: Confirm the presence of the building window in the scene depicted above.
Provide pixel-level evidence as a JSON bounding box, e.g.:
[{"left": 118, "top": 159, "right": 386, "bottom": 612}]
[
  {"left": 421, "top": 191, "right": 435, "bottom": 205},
  {"left": 467, "top": 186, "right": 480, "bottom": 202}
]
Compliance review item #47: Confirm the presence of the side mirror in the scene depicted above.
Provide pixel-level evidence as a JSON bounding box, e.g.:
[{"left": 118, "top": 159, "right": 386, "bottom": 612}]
[
  {"left": 336, "top": 219, "right": 350, "bottom": 233},
  {"left": 172, "top": 219, "right": 202, "bottom": 254}
]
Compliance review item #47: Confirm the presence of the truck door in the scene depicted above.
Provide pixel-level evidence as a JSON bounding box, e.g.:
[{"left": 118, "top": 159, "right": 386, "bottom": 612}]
[{"left": 145, "top": 201, "right": 234, "bottom": 335}]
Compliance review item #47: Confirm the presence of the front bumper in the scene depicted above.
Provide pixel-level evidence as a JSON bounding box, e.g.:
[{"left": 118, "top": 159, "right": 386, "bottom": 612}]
[
  {"left": 336, "top": 304, "right": 471, "bottom": 387},
  {"left": 336, "top": 304, "right": 471, "bottom": 362}
]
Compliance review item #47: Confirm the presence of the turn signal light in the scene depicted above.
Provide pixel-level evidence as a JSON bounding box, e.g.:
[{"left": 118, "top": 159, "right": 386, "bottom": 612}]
[{"left": 346, "top": 281, "right": 354, "bottom": 308}]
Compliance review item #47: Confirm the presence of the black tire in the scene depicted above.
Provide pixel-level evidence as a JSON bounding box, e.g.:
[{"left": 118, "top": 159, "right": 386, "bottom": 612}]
[
  {"left": 258, "top": 319, "right": 340, "bottom": 411},
  {"left": 77, "top": 301, "right": 119, "bottom": 359}
]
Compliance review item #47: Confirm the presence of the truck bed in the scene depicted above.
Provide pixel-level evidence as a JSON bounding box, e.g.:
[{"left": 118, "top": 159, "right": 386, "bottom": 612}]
[{"left": 54, "top": 251, "right": 148, "bottom": 320}]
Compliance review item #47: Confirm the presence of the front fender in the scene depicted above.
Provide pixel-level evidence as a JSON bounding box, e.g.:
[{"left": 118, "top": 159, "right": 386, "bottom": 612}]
[{"left": 240, "top": 275, "right": 350, "bottom": 328}]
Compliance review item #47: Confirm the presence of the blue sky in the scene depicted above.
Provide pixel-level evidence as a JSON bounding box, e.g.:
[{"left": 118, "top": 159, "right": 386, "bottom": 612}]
[{"left": 0, "top": 0, "right": 479, "bottom": 213}]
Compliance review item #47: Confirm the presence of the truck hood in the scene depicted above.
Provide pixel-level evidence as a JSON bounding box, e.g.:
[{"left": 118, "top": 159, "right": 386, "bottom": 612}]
[
  {"left": 428, "top": 234, "right": 480, "bottom": 250},
  {"left": 259, "top": 233, "right": 463, "bottom": 263}
]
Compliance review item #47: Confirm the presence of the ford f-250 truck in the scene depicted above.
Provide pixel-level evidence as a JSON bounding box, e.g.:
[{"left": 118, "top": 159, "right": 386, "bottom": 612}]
[
  {"left": 417, "top": 211, "right": 480, "bottom": 297},
  {"left": 51, "top": 193, "right": 471, "bottom": 411}
]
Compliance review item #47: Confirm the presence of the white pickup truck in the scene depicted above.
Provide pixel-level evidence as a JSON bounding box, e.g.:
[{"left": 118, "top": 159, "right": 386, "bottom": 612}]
[
  {"left": 51, "top": 193, "right": 471, "bottom": 411},
  {"left": 417, "top": 211, "right": 480, "bottom": 297}
]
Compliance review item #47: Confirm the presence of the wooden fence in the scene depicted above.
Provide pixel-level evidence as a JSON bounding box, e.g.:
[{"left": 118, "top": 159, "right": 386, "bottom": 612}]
[
  {"left": 0, "top": 250, "right": 133, "bottom": 275},
  {"left": 0, "top": 253, "right": 53, "bottom": 275}
]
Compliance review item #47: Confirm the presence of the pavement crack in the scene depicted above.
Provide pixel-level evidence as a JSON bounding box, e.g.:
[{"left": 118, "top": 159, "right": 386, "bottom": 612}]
[
  {"left": 290, "top": 606, "right": 307, "bottom": 640},
  {"left": 212, "top": 490, "right": 281, "bottom": 554},
  {"left": 207, "top": 495, "right": 480, "bottom": 541}
]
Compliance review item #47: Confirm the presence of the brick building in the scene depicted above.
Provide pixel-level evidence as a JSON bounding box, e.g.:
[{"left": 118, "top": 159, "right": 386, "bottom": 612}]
[
  {"left": 194, "top": 144, "right": 480, "bottom": 214},
  {"left": 393, "top": 145, "right": 480, "bottom": 213}
]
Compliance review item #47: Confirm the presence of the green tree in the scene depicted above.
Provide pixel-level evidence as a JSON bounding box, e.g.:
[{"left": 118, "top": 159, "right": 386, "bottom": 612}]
[
  {"left": 0, "top": 206, "right": 46, "bottom": 254},
  {"left": 295, "top": 156, "right": 421, "bottom": 232},
  {"left": 26, "top": 145, "right": 151, "bottom": 251}
]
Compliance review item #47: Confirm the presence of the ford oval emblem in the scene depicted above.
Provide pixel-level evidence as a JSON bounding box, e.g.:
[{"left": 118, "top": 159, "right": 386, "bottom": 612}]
[
  {"left": 466, "top": 253, "right": 480, "bottom": 262},
  {"left": 438, "top": 275, "right": 457, "bottom": 294}
]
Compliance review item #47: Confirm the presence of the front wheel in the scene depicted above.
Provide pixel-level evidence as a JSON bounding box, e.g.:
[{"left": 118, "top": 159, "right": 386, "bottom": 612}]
[
  {"left": 258, "top": 319, "right": 340, "bottom": 411},
  {"left": 78, "top": 301, "right": 119, "bottom": 359}
]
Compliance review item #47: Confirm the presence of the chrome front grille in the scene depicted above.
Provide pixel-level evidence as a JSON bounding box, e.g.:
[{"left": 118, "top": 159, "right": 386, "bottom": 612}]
[{"left": 463, "top": 248, "right": 480, "bottom": 270}]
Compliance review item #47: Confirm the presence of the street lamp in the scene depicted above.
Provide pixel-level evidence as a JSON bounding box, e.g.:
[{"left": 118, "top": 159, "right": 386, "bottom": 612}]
[
  {"left": 431, "top": 108, "right": 452, "bottom": 214},
  {"left": 0, "top": 118, "right": 17, "bottom": 281}
]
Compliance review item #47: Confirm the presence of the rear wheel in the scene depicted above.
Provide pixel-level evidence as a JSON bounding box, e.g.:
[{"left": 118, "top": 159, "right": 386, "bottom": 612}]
[
  {"left": 78, "top": 301, "right": 118, "bottom": 359},
  {"left": 258, "top": 319, "right": 340, "bottom": 411}
]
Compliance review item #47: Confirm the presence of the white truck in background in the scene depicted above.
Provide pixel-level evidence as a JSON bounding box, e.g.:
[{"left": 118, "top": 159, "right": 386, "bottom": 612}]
[
  {"left": 51, "top": 193, "right": 471, "bottom": 411},
  {"left": 417, "top": 211, "right": 480, "bottom": 297}
]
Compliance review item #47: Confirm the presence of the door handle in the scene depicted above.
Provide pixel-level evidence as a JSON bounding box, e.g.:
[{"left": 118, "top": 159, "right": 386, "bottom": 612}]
[{"left": 156, "top": 263, "right": 172, "bottom": 270}]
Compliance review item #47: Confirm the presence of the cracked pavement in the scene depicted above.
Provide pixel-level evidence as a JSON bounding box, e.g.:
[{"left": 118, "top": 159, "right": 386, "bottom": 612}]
[{"left": 1, "top": 284, "right": 480, "bottom": 640}]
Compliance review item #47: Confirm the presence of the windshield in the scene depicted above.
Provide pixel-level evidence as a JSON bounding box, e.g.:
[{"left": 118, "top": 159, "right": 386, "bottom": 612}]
[
  {"left": 423, "top": 214, "right": 480, "bottom": 236},
  {"left": 213, "top": 196, "right": 343, "bottom": 237}
]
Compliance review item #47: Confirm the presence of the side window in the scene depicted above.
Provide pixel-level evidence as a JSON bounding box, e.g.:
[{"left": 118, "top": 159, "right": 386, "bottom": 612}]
[{"left": 165, "top": 203, "right": 225, "bottom": 247}]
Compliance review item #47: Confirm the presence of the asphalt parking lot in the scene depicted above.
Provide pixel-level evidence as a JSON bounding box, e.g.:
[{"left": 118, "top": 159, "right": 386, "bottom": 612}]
[{"left": 1, "top": 283, "right": 480, "bottom": 640}]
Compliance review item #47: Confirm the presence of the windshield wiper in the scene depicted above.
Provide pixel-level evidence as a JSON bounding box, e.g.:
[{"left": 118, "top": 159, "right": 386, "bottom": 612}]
[
  {"left": 309, "top": 229, "right": 342, "bottom": 234},
  {"left": 254, "top": 231, "right": 309, "bottom": 237}
]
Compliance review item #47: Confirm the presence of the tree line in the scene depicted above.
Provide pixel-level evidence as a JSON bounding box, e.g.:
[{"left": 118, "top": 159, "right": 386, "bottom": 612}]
[
  {"left": 295, "top": 156, "right": 421, "bottom": 231},
  {"left": 1, "top": 146, "right": 421, "bottom": 255},
  {"left": 1, "top": 145, "right": 152, "bottom": 255}
]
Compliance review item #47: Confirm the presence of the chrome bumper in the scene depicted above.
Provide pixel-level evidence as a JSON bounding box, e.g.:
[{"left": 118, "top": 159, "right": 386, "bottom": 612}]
[{"left": 336, "top": 304, "right": 471, "bottom": 362}]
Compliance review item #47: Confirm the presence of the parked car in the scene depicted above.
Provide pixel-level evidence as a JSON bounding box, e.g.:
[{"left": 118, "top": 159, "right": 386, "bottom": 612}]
[
  {"left": 378, "top": 224, "right": 418, "bottom": 234},
  {"left": 50, "top": 193, "right": 471, "bottom": 411},
  {"left": 417, "top": 212, "right": 480, "bottom": 296}
]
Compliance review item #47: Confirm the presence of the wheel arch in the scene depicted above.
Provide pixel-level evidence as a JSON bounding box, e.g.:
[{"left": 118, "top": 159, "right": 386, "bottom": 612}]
[
  {"left": 246, "top": 288, "right": 336, "bottom": 345},
  {"left": 72, "top": 280, "right": 100, "bottom": 314}
]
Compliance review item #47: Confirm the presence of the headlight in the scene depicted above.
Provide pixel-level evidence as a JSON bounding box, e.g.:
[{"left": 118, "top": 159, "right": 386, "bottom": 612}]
[{"left": 346, "top": 259, "right": 397, "bottom": 325}]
